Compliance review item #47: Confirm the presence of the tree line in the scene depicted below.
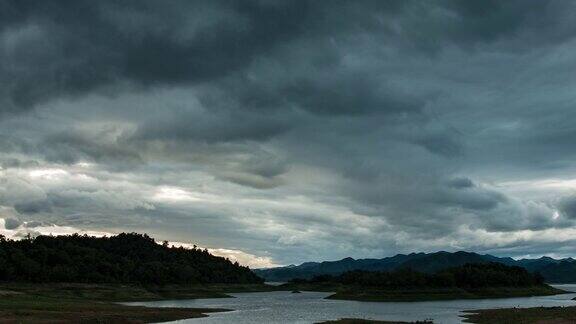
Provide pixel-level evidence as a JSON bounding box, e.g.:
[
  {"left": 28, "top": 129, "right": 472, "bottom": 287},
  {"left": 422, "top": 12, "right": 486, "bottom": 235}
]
[
  {"left": 0, "top": 233, "right": 263, "bottom": 285},
  {"left": 291, "top": 262, "right": 545, "bottom": 289}
]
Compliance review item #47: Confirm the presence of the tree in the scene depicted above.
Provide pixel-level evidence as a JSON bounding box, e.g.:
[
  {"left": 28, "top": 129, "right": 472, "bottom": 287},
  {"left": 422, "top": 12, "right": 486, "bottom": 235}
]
[{"left": 0, "top": 233, "right": 263, "bottom": 285}]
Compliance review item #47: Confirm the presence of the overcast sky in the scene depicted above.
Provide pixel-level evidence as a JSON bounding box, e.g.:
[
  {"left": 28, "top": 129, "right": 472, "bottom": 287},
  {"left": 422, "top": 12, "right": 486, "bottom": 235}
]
[{"left": 2, "top": 0, "right": 576, "bottom": 267}]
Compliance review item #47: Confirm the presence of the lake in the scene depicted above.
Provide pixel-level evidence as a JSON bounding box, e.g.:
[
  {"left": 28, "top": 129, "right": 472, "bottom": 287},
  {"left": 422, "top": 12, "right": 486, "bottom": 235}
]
[{"left": 126, "top": 284, "right": 576, "bottom": 323}]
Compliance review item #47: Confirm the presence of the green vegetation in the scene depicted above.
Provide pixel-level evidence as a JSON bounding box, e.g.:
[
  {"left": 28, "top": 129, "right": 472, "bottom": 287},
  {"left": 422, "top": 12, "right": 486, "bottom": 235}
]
[
  {"left": 284, "top": 263, "right": 566, "bottom": 302},
  {"left": 325, "top": 286, "right": 562, "bottom": 302},
  {"left": 0, "top": 283, "right": 233, "bottom": 323},
  {"left": 0, "top": 232, "right": 262, "bottom": 284},
  {"left": 462, "top": 306, "right": 576, "bottom": 323},
  {"left": 332, "top": 262, "right": 545, "bottom": 288},
  {"left": 0, "top": 294, "right": 225, "bottom": 323},
  {"left": 0, "top": 282, "right": 275, "bottom": 301}
]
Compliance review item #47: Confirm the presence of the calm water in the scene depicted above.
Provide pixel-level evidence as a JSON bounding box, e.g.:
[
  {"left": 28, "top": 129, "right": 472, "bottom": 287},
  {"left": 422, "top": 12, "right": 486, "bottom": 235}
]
[{"left": 127, "top": 284, "right": 576, "bottom": 324}]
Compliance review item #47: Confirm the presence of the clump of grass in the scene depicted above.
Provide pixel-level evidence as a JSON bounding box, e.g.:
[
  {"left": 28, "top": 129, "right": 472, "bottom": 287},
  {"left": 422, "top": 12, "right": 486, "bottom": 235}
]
[{"left": 462, "top": 306, "right": 576, "bottom": 324}]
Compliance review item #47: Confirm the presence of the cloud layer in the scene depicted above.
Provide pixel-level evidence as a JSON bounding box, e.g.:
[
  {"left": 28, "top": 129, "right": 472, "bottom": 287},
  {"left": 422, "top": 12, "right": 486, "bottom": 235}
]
[{"left": 2, "top": 0, "right": 576, "bottom": 265}]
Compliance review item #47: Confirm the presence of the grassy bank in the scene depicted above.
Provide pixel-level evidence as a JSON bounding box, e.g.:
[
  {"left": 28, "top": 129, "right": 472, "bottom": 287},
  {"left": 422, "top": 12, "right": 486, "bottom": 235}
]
[
  {"left": 0, "top": 294, "right": 227, "bottom": 323},
  {"left": 281, "top": 283, "right": 566, "bottom": 302},
  {"left": 0, "top": 282, "right": 276, "bottom": 301},
  {"left": 462, "top": 306, "right": 576, "bottom": 323},
  {"left": 0, "top": 282, "right": 274, "bottom": 322}
]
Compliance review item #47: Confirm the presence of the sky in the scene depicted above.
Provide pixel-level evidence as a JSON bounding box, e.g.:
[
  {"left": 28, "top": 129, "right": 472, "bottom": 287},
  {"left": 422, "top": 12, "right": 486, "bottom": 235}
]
[{"left": 2, "top": 0, "right": 576, "bottom": 268}]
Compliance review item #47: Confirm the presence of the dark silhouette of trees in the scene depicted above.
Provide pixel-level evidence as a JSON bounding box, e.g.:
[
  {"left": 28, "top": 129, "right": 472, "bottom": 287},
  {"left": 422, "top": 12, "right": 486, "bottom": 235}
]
[
  {"left": 0, "top": 233, "right": 263, "bottom": 285},
  {"left": 292, "top": 263, "right": 545, "bottom": 289}
]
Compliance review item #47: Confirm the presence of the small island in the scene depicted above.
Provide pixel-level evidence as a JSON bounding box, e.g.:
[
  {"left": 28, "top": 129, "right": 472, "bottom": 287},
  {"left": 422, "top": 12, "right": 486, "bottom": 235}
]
[{"left": 280, "top": 262, "right": 565, "bottom": 302}]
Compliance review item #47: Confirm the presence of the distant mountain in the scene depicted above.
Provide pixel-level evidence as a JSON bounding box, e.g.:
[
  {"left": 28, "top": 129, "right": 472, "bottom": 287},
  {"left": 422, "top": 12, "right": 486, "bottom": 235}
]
[
  {"left": 539, "top": 260, "right": 576, "bottom": 283},
  {"left": 254, "top": 251, "right": 576, "bottom": 283}
]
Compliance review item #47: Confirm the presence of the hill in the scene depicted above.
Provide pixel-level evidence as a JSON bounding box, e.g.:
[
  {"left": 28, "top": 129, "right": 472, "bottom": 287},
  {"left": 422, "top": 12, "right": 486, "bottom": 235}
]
[
  {"left": 282, "top": 262, "right": 564, "bottom": 302},
  {"left": 255, "top": 251, "right": 576, "bottom": 283},
  {"left": 0, "top": 233, "right": 263, "bottom": 285}
]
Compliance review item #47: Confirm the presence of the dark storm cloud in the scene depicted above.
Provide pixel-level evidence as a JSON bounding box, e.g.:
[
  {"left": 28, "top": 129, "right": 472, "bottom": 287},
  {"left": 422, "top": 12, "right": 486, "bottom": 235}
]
[
  {"left": 415, "top": 134, "right": 463, "bottom": 157},
  {"left": 559, "top": 196, "right": 576, "bottom": 219},
  {"left": 3, "top": 218, "right": 22, "bottom": 230},
  {"left": 2, "top": 0, "right": 576, "bottom": 264},
  {"left": 135, "top": 110, "right": 294, "bottom": 143},
  {"left": 41, "top": 130, "right": 143, "bottom": 167},
  {"left": 0, "top": 158, "right": 40, "bottom": 170},
  {"left": 275, "top": 76, "right": 423, "bottom": 116},
  {"left": 14, "top": 200, "right": 52, "bottom": 214},
  {"left": 1, "top": 0, "right": 573, "bottom": 114},
  {"left": 447, "top": 177, "right": 475, "bottom": 189},
  {"left": 0, "top": 0, "right": 314, "bottom": 113}
]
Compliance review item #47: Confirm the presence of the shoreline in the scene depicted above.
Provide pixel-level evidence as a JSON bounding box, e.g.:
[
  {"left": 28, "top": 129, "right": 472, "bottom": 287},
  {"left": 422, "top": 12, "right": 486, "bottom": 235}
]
[
  {"left": 1, "top": 282, "right": 573, "bottom": 322},
  {"left": 462, "top": 305, "right": 576, "bottom": 323},
  {"left": 0, "top": 282, "right": 274, "bottom": 323},
  {"left": 279, "top": 283, "right": 567, "bottom": 302}
]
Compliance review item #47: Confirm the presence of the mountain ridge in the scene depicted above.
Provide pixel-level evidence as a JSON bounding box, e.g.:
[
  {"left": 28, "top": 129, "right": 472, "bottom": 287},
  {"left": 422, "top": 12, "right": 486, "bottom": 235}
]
[{"left": 254, "top": 251, "right": 576, "bottom": 283}]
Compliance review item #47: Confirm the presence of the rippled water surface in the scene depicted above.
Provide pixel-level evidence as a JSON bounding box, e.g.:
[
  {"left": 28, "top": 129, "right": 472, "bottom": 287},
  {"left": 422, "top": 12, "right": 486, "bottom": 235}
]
[{"left": 127, "top": 284, "right": 576, "bottom": 324}]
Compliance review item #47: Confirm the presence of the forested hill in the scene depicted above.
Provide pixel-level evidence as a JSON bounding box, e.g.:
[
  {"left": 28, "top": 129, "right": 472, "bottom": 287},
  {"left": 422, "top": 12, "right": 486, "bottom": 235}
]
[
  {"left": 293, "top": 262, "right": 546, "bottom": 289},
  {"left": 0, "top": 233, "right": 263, "bottom": 285},
  {"left": 284, "top": 263, "right": 561, "bottom": 302}
]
